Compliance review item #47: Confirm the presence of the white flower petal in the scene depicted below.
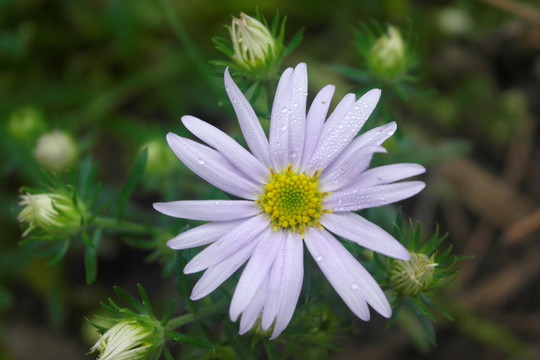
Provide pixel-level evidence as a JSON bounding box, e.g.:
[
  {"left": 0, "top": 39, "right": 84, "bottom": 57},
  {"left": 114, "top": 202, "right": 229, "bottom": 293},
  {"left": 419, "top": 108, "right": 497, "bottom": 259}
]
[
  {"left": 320, "top": 212, "right": 410, "bottom": 260},
  {"left": 153, "top": 200, "right": 259, "bottom": 221},
  {"left": 182, "top": 115, "right": 269, "bottom": 184},
  {"left": 305, "top": 228, "right": 391, "bottom": 320},
  {"left": 261, "top": 232, "right": 287, "bottom": 330},
  {"left": 319, "top": 145, "right": 387, "bottom": 192},
  {"left": 353, "top": 121, "right": 397, "bottom": 147},
  {"left": 307, "top": 89, "right": 381, "bottom": 172},
  {"left": 288, "top": 63, "right": 308, "bottom": 168},
  {"left": 271, "top": 232, "right": 304, "bottom": 339},
  {"left": 184, "top": 214, "right": 268, "bottom": 274},
  {"left": 269, "top": 67, "right": 293, "bottom": 170},
  {"left": 190, "top": 239, "right": 259, "bottom": 300},
  {"left": 166, "top": 133, "right": 260, "bottom": 200},
  {"left": 224, "top": 68, "right": 271, "bottom": 165},
  {"left": 239, "top": 275, "right": 268, "bottom": 335},
  {"left": 325, "top": 181, "right": 426, "bottom": 212},
  {"left": 300, "top": 84, "right": 335, "bottom": 170},
  {"left": 166, "top": 220, "right": 243, "bottom": 250},
  {"left": 230, "top": 228, "right": 281, "bottom": 322},
  {"left": 351, "top": 163, "right": 426, "bottom": 188}
]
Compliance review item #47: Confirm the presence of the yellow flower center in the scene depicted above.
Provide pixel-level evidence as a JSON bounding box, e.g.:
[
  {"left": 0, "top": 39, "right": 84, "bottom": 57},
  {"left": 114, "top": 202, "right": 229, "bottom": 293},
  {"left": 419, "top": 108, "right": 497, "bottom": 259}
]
[{"left": 256, "top": 164, "right": 331, "bottom": 237}]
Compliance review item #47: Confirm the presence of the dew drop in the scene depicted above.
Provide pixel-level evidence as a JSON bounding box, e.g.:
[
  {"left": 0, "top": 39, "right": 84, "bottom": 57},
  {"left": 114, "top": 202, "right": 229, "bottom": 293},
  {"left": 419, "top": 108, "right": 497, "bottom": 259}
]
[
  {"left": 214, "top": 201, "right": 220, "bottom": 205},
  {"left": 290, "top": 151, "right": 297, "bottom": 158},
  {"left": 281, "top": 125, "right": 287, "bottom": 131},
  {"left": 198, "top": 158, "right": 205, "bottom": 165},
  {"left": 351, "top": 283, "right": 359, "bottom": 290},
  {"left": 281, "top": 107, "right": 288, "bottom": 114},
  {"left": 316, "top": 255, "right": 323, "bottom": 262},
  {"left": 225, "top": 86, "right": 230, "bottom": 92}
]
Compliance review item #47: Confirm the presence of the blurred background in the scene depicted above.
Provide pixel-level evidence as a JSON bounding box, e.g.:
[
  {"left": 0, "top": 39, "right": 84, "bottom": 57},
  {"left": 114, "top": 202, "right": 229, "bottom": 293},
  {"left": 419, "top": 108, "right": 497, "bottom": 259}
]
[{"left": 1, "top": 0, "right": 539, "bottom": 359}]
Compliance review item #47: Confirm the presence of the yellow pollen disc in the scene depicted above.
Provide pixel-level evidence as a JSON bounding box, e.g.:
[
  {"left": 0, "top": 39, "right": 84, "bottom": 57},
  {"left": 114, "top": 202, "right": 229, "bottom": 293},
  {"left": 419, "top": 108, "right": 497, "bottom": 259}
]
[{"left": 256, "top": 164, "right": 330, "bottom": 237}]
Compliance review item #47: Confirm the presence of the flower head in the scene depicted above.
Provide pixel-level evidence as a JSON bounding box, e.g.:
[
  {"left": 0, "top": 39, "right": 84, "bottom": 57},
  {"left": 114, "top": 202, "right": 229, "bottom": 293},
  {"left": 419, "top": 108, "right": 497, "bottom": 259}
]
[
  {"left": 34, "top": 130, "right": 78, "bottom": 171},
  {"left": 91, "top": 318, "right": 164, "bottom": 360},
  {"left": 389, "top": 252, "right": 437, "bottom": 296},
  {"left": 154, "top": 63, "right": 425, "bottom": 338},
  {"left": 18, "top": 192, "right": 84, "bottom": 237}
]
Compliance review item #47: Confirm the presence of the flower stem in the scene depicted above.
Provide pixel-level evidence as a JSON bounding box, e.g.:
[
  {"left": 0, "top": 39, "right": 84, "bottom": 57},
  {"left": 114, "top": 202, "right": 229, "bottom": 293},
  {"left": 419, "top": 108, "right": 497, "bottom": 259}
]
[
  {"left": 92, "top": 217, "right": 153, "bottom": 234},
  {"left": 166, "top": 300, "right": 227, "bottom": 330}
]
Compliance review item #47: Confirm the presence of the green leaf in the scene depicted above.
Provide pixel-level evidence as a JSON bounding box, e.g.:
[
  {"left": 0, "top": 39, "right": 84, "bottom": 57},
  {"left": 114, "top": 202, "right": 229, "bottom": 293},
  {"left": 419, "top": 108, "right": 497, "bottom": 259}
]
[
  {"left": 115, "top": 149, "right": 147, "bottom": 220},
  {"left": 78, "top": 156, "right": 94, "bottom": 199},
  {"left": 160, "top": 300, "right": 176, "bottom": 326},
  {"left": 113, "top": 286, "right": 144, "bottom": 313},
  {"left": 48, "top": 240, "right": 70, "bottom": 265},
  {"left": 137, "top": 284, "right": 154, "bottom": 317},
  {"left": 282, "top": 28, "right": 304, "bottom": 57},
  {"left": 404, "top": 297, "right": 436, "bottom": 345},
  {"left": 386, "top": 303, "right": 402, "bottom": 328},
  {"left": 419, "top": 293, "right": 454, "bottom": 321},
  {"left": 166, "top": 331, "right": 214, "bottom": 350},
  {"left": 175, "top": 250, "right": 194, "bottom": 312}
]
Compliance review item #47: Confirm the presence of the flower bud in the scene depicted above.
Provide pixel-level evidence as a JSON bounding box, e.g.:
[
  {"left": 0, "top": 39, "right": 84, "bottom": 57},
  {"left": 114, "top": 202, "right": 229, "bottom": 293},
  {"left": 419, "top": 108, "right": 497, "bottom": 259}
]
[
  {"left": 389, "top": 253, "right": 437, "bottom": 296},
  {"left": 91, "top": 318, "right": 164, "bottom": 360},
  {"left": 18, "top": 192, "right": 84, "bottom": 237},
  {"left": 368, "top": 26, "right": 409, "bottom": 82},
  {"left": 141, "top": 139, "right": 177, "bottom": 177},
  {"left": 8, "top": 107, "right": 46, "bottom": 142},
  {"left": 34, "top": 130, "right": 78, "bottom": 172},
  {"left": 230, "top": 13, "right": 278, "bottom": 74}
]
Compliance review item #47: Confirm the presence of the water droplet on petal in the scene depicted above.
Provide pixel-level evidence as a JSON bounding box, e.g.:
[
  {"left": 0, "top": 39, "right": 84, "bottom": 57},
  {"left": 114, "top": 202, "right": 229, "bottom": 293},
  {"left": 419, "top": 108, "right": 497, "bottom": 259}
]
[
  {"left": 352, "top": 283, "right": 358, "bottom": 290},
  {"left": 214, "top": 201, "right": 220, "bottom": 205},
  {"left": 281, "top": 107, "right": 288, "bottom": 114},
  {"left": 198, "top": 158, "right": 205, "bottom": 165},
  {"left": 316, "top": 255, "right": 323, "bottom": 262},
  {"left": 281, "top": 125, "right": 287, "bottom": 131}
]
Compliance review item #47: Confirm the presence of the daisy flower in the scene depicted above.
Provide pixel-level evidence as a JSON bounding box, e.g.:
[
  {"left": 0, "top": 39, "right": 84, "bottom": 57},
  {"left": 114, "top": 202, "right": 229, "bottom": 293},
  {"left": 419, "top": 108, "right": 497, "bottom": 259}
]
[{"left": 153, "top": 63, "right": 425, "bottom": 338}]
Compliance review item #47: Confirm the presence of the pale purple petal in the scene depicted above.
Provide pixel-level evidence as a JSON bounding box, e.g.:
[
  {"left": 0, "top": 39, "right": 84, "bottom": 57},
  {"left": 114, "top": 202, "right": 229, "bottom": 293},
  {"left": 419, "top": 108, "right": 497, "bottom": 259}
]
[
  {"left": 353, "top": 121, "right": 397, "bottom": 147},
  {"left": 351, "top": 163, "right": 426, "bottom": 188},
  {"left": 307, "top": 89, "right": 381, "bottom": 172},
  {"left": 166, "top": 133, "right": 260, "bottom": 200},
  {"left": 239, "top": 275, "right": 268, "bottom": 335},
  {"left": 224, "top": 68, "right": 271, "bottom": 165},
  {"left": 230, "top": 228, "right": 281, "bottom": 321},
  {"left": 182, "top": 115, "right": 269, "bottom": 184},
  {"left": 261, "top": 232, "right": 287, "bottom": 330},
  {"left": 271, "top": 232, "right": 304, "bottom": 339},
  {"left": 269, "top": 67, "right": 293, "bottom": 170},
  {"left": 190, "top": 239, "right": 259, "bottom": 300},
  {"left": 184, "top": 214, "right": 268, "bottom": 274},
  {"left": 166, "top": 220, "right": 243, "bottom": 250},
  {"left": 300, "top": 84, "right": 335, "bottom": 170},
  {"left": 319, "top": 145, "right": 387, "bottom": 192},
  {"left": 325, "top": 181, "right": 426, "bottom": 212},
  {"left": 320, "top": 212, "right": 410, "bottom": 260},
  {"left": 153, "top": 200, "right": 259, "bottom": 221},
  {"left": 288, "top": 63, "right": 308, "bottom": 169},
  {"left": 304, "top": 228, "right": 391, "bottom": 319}
]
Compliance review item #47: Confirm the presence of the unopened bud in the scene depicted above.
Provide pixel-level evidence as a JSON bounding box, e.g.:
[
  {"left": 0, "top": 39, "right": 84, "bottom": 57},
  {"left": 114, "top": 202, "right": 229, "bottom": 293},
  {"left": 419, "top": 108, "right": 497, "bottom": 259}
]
[
  {"left": 34, "top": 130, "right": 78, "bottom": 171},
  {"left": 18, "top": 192, "right": 84, "bottom": 237},
  {"left": 368, "top": 26, "right": 408, "bottom": 82},
  {"left": 389, "top": 253, "right": 437, "bottom": 296}
]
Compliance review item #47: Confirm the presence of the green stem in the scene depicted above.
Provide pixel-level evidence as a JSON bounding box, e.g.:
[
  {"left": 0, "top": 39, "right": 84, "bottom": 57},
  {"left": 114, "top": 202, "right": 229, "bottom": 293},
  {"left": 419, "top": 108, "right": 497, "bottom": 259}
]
[
  {"left": 92, "top": 216, "right": 152, "bottom": 234},
  {"left": 158, "top": 0, "right": 218, "bottom": 96},
  {"left": 166, "top": 299, "right": 227, "bottom": 330}
]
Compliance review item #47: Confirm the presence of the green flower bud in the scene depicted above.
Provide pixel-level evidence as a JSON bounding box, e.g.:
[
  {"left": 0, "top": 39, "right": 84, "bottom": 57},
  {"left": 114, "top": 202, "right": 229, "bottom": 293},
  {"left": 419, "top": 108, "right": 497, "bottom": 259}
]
[
  {"left": 91, "top": 318, "right": 164, "bottom": 360},
  {"left": 34, "top": 130, "right": 78, "bottom": 172},
  {"left": 141, "top": 139, "right": 177, "bottom": 177},
  {"left": 389, "top": 253, "right": 438, "bottom": 296},
  {"left": 7, "top": 107, "right": 46, "bottom": 142},
  {"left": 368, "top": 26, "right": 409, "bottom": 82},
  {"left": 230, "top": 13, "right": 278, "bottom": 74},
  {"left": 18, "top": 192, "right": 84, "bottom": 237}
]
